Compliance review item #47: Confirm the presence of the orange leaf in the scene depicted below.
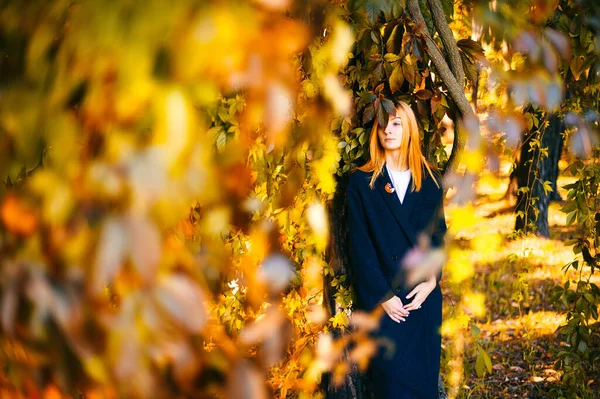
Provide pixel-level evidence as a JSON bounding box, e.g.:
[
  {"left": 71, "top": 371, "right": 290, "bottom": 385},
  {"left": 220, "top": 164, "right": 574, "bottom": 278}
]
[
  {"left": 1, "top": 194, "right": 38, "bottom": 236},
  {"left": 42, "top": 385, "right": 63, "bottom": 399}
]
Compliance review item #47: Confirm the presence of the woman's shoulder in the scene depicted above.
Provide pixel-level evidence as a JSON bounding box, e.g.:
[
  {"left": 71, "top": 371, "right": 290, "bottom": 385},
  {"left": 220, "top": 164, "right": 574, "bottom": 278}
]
[
  {"left": 347, "top": 168, "right": 373, "bottom": 191},
  {"left": 422, "top": 167, "right": 444, "bottom": 192}
]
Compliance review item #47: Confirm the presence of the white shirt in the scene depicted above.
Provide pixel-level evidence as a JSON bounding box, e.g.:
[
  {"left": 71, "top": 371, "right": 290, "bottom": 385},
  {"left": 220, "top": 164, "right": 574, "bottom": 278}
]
[{"left": 386, "top": 165, "right": 411, "bottom": 204}]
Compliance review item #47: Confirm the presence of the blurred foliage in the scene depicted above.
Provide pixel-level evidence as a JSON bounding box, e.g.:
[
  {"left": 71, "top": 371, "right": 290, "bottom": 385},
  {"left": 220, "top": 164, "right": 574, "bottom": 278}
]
[
  {"left": 0, "top": 0, "right": 352, "bottom": 397},
  {"left": 1, "top": 0, "right": 600, "bottom": 398},
  {"left": 552, "top": 153, "right": 600, "bottom": 397},
  {"left": 470, "top": 0, "right": 600, "bottom": 396}
]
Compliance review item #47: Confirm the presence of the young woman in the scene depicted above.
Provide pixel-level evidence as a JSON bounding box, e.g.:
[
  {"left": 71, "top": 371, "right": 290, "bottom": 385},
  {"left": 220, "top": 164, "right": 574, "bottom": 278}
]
[{"left": 346, "top": 101, "right": 447, "bottom": 399}]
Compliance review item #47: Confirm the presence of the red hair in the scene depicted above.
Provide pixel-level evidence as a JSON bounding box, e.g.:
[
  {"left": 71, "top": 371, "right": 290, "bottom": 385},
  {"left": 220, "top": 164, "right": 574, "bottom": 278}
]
[{"left": 357, "top": 101, "right": 439, "bottom": 190}]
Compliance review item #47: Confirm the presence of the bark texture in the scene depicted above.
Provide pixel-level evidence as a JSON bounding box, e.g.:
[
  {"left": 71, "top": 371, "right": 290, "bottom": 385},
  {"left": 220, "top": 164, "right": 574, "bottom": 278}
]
[
  {"left": 515, "top": 113, "right": 564, "bottom": 237},
  {"left": 407, "top": 0, "right": 473, "bottom": 175}
]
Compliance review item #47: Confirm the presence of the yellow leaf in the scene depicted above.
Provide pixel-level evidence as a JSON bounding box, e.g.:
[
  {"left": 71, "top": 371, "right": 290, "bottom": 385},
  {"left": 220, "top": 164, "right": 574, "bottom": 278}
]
[
  {"left": 323, "top": 74, "right": 351, "bottom": 116},
  {"left": 307, "top": 202, "right": 329, "bottom": 251},
  {"left": 461, "top": 150, "right": 483, "bottom": 173},
  {"left": 462, "top": 292, "right": 486, "bottom": 318},
  {"left": 349, "top": 339, "right": 376, "bottom": 371},
  {"left": 202, "top": 206, "right": 231, "bottom": 236},
  {"left": 328, "top": 21, "right": 354, "bottom": 68},
  {"left": 446, "top": 249, "right": 474, "bottom": 283},
  {"left": 447, "top": 205, "right": 478, "bottom": 234},
  {"left": 441, "top": 318, "right": 460, "bottom": 336},
  {"left": 154, "top": 89, "right": 192, "bottom": 167},
  {"left": 471, "top": 233, "right": 503, "bottom": 261},
  {"left": 30, "top": 170, "right": 75, "bottom": 225},
  {"left": 83, "top": 356, "right": 109, "bottom": 384}
]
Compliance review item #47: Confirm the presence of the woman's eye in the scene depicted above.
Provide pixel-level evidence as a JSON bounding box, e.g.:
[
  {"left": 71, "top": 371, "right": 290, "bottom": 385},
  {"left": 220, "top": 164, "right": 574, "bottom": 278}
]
[{"left": 393, "top": 123, "right": 401, "bottom": 126}]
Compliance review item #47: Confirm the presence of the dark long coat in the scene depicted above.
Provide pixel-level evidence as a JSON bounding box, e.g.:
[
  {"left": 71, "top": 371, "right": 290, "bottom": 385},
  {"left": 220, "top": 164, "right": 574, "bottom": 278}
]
[{"left": 346, "top": 164, "right": 447, "bottom": 399}]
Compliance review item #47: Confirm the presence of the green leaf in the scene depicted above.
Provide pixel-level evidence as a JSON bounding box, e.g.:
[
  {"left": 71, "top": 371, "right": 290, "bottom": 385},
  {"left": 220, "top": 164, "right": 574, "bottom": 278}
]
[
  {"left": 475, "top": 347, "right": 485, "bottom": 377},
  {"left": 471, "top": 324, "right": 481, "bottom": 338},
  {"left": 386, "top": 24, "right": 404, "bottom": 54},
  {"left": 363, "top": 104, "right": 376, "bottom": 125},
  {"left": 560, "top": 201, "right": 577, "bottom": 213},
  {"left": 542, "top": 181, "right": 553, "bottom": 195},
  {"left": 366, "top": 0, "right": 393, "bottom": 23},
  {"left": 370, "top": 30, "right": 380, "bottom": 45},
  {"left": 218, "top": 108, "right": 230, "bottom": 123},
  {"left": 483, "top": 348, "right": 492, "bottom": 373},
  {"left": 402, "top": 56, "right": 415, "bottom": 85},
  {"left": 389, "top": 65, "right": 404, "bottom": 93},
  {"left": 373, "top": 62, "right": 385, "bottom": 82},
  {"left": 358, "top": 130, "right": 368, "bottom": 145},
  {"left": 570, "top": 56, "right": 584, "bottom": 80},
  {"left": 566, "top": 211, "right": 577, "bottom": 225},
  {"left": 476, "top": 345, "right": 493, "bottom": 377},
  {"left": 384, "top": 53, "right": 400, "bottom": 63},
  {"left": 376, "top": 103, "right": 387, "bottom": 128},
  {"left": 358, "top": 91, "right": 377, "bottom": 108},
  {"left": 216, "top": 132, "right": 227, "bottom": 152},
  {"left": 382, "top": 98, "right": 395, "bottom": 115},
  {"left": 441, "top": 0, "right": 454, "bottom": 19}
]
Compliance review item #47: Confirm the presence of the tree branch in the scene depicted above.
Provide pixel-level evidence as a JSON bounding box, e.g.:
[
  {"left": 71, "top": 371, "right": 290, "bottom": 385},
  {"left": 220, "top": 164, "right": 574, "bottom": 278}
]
[
  {"left": 426, "top": 0, "right": 465, "bottom": 86},
  {"left": 445, "top": 118, "right": 462, "bottom": 175},
  {"left": 407, "top": 0, "right": 474, "bottom": 175}
]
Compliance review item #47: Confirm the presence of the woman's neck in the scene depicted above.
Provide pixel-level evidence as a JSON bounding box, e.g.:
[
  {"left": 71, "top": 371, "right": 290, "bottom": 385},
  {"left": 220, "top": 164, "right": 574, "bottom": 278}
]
[{"left": 385, "top": 150, "right": 408, "bottom": 172}]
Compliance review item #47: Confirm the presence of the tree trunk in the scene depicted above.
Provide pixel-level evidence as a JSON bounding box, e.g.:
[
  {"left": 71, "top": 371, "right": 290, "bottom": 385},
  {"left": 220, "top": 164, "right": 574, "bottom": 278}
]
[
  {"left": 471, "top": 70, "right": 479, "bottom": 112},
  {"left": 514, "top": 112, "right": 563, "bottom": 237},
  {"left": 323, "top": 177, "right": 374, "bottom": 399},
  {"left": 471, "top": 15, "right": 483, "bottom": 113},
  {"left": 548, "top": 114, "right": 564, "bottom": 202},
  {"left": 407, "top": 0, "right": 475, "bottom": 175}
]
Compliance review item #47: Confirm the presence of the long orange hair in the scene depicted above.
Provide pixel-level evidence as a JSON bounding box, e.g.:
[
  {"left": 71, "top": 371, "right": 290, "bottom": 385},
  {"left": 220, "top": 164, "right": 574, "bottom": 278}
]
[{"left": 357, "top": 101, "right": 439, "bottom": 190}]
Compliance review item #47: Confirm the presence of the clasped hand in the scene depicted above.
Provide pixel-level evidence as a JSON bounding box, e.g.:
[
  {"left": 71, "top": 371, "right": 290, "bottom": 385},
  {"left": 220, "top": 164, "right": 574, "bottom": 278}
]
[{"left": 381, "top": 278, "right": 436, "bottom": 323}]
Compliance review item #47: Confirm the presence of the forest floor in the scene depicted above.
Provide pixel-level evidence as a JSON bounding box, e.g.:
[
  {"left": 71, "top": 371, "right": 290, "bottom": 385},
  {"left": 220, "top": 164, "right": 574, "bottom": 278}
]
[{"left": 441, "top": 161, "right": 600, "bottom": 398}]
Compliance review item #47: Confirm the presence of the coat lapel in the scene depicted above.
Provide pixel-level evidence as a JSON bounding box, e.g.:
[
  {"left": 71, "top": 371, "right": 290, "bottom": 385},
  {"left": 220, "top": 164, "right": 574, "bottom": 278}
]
[{"left": 376, "top": 165, "right": 418, "bottom": 247}]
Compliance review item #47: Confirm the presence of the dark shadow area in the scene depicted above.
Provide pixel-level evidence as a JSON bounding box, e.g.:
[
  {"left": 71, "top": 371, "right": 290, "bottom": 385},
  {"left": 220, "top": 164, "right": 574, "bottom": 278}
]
[
  {"left": 548, "top": 224, "right": 578, "bottom": 241},
  {"left": 483, "top": 204, "right": 515, "bottom": 219},
  {"left": 458, "top": 324, "right": 600, "bottom": 398}
]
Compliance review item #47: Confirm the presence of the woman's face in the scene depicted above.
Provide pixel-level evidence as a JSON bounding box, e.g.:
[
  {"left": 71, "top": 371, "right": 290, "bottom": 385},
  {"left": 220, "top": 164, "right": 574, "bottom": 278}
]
[{"left": 378, "top": 113, "right": 403, "bottom": 151}]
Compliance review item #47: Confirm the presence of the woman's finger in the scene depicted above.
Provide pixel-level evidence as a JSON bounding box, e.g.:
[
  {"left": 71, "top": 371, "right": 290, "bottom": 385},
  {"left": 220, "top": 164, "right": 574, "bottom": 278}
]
[
  {"left": 395, "top": 305, "right": 409, "bottom": 316},
  {"left": 406, "top": 287, "right": 418, "bottom": 299},
  {"left": 392, "top": 309, "right": 407, "bottom": 319},
  {"left": 405, "top": 301, "right": 422, "bottom": 310},
  {"left": 391, "top": 313, "right": 406, "bottom": 323},
  {"left": 391, "top": 299, "right": 409, "bottom": 316},
  {"left": 387, "top": 313, "right": 401, "bottom": 323}
]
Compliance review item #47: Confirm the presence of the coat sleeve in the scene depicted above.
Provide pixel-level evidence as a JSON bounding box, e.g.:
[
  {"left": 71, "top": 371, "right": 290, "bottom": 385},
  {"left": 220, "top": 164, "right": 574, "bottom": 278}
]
[
  {"left": 430, "top": 181, "right": 447, "bottom": 282},
  {"left": 346, "top": 184, "right": 394, "bottom": 312}
]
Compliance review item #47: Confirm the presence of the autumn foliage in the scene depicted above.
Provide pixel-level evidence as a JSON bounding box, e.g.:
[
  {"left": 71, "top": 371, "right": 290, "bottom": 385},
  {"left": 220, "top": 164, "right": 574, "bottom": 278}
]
[{"left": 1, "top": 0, "right": 599, "bottom": 398}]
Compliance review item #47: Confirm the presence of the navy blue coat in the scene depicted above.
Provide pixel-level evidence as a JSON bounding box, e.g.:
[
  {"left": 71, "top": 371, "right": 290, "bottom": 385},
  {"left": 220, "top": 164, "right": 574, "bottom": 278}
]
[{"left": 346, "top": 164, "right": 447, "bottom": 399}]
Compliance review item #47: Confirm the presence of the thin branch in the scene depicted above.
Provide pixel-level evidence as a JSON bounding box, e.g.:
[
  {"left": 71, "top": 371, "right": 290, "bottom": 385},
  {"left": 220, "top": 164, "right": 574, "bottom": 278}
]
[
  {"left": 445, "top": 118, "right": 462, "bottom": 175},
  {"left": 426, "top": 0, "right": 465, "bottom": 85},
  {"left": 407, "top": 0, "right": 474, "bottom": 175}
]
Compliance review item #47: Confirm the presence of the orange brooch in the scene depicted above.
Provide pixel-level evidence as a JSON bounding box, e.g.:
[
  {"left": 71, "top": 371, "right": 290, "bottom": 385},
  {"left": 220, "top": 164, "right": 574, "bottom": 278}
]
[{"left": 385, "top": 183, "right": 395, "bottom": 193}]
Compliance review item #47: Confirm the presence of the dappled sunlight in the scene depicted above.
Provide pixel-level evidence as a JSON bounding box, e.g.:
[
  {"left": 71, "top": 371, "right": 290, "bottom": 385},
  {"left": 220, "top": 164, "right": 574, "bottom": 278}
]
[
  {"left": 1, "top": 1, "right": 599, "bottom": 398},
  {"left": 480, "top": 310, "right": 566, "bottom": 341},
  {"left": 445, "top": 230, "right": 574, "bottom": 272},
  {"left": 440, "top": 158, "right": 600, "bottom": 397}
]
